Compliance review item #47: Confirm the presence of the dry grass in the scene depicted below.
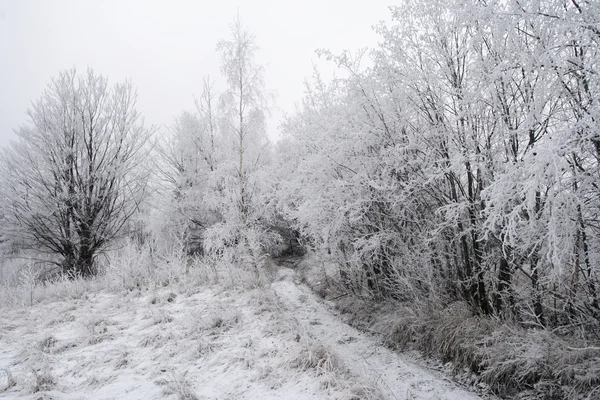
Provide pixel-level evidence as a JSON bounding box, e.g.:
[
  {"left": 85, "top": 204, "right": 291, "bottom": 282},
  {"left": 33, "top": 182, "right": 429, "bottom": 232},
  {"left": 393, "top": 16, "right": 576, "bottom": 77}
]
[
  {"left": 0, "top": 245, "right": 387, "bottom": 400},
  {"left": 37, "top": 336, "right": 57, "bottom": 354},
  {"left": 291, "top": 343, "right": 340, "bottom": 375},
  {"left": 29, "top": 366, "right": 55, "bottom": 394},
  {"left": 331, "top": 291, "right": 600, "bottom": 399},
  {"left": 0, "top": 240, "right": 281, "bottom": 314},
  {"left": 291, "top": 249, "right": 600, "bottom": 400},
  {"left": 2, "top": 369, "right": 16, "bottom": 392},
  {"left": 156, "top": 371, "right": 199, "bottom": 400},
  {"left": 288, "top": 339, "right": 382, "bottom": 400}
]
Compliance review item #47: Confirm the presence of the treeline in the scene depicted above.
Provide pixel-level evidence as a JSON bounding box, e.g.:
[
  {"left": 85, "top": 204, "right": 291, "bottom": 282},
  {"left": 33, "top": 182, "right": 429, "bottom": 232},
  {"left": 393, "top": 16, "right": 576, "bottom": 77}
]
[
  {"left": 277, "top": 0, "right": 600, "bottom": 331},
  {"left": 0, "top": 16, "right": 278, "bottom": 279}
]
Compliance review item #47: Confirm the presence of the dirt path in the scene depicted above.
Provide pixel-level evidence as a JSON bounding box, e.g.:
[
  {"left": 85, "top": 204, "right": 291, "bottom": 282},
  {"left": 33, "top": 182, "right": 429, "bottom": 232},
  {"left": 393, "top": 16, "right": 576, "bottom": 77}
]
[{"left": 271, "top": 266, "right": 486, "bottom": 400}]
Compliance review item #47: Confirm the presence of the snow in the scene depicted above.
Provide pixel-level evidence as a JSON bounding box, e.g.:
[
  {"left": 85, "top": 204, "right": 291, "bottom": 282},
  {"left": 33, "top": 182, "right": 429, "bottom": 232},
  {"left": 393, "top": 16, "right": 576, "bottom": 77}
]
[
  {"left": 0, "top": 264, "right": 486, "bottom": 399},
  {"left": 272, "top": 267, "right": 484, "bottom": 400}
]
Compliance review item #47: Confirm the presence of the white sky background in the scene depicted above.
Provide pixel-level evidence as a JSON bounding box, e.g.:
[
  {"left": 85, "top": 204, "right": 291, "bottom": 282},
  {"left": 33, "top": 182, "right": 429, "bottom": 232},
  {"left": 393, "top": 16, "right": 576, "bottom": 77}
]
[{"left": 0, "top": 0, "right": 393, "bottom": 145}]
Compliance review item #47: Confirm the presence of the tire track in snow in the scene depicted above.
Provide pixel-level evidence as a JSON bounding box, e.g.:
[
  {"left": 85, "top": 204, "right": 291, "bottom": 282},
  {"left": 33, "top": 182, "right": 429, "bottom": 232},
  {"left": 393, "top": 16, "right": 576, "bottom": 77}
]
[{"left": 271, "top": 267, "right": 486, "bottom": 400}]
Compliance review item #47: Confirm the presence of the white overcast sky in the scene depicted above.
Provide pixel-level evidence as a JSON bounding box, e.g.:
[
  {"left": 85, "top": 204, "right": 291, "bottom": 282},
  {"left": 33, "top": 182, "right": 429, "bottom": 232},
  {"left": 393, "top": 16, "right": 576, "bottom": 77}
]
[{"left": 0, "top": 0, "right": 392, "bottom": 145}]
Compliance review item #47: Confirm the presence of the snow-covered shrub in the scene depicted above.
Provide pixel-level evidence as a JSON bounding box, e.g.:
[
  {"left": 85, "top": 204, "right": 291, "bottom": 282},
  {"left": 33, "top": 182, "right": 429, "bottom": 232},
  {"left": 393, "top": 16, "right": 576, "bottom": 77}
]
[
  {"left": 333, "top": 289, "right": 600, "bottom": 398},
  {"left": 100, "top": 240, "right": 189, "bottom": 290},
  {"left": 291, "top": 343, "right": 340, "bottom": 375},
  {"left": 276, "top": 0, "right": 600, "bottom": 337},
  {"left": 100, "top": 242, "right": 155, "bottom": 290}
]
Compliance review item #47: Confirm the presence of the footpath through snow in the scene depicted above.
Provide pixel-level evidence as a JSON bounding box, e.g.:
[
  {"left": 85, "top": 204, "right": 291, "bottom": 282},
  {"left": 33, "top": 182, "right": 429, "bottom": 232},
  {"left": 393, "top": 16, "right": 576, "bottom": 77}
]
[
  {"left": 0, "top": 259, "right": 488, "bottom": 399},
  {"left": 272, "top": 266, "right": 485, "bottom": 400}
]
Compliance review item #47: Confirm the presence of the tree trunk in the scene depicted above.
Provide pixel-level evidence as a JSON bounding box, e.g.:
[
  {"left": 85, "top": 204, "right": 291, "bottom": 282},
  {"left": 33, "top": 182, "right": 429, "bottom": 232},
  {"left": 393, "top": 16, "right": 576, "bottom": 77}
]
[
  {"left": 494, "top": 256, "right": 513, "bottom": 315},
  {"left": 77, "top": 225, "right": 96, "bottom": 277},
  {"left": 530, "top": 253, "right": 546, "bottom": 327}
]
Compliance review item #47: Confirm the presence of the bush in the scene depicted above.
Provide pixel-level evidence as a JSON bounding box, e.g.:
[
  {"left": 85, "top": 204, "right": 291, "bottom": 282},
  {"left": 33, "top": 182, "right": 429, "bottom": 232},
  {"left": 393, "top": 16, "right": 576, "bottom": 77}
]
[{"left": 333, "top": 292, "right": 600, "bottom": 399}]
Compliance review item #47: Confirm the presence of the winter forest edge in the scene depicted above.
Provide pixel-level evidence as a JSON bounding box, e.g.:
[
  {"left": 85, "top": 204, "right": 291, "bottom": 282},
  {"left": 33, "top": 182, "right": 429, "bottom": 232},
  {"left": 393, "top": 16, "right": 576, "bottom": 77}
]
[{"left": 1, "top": 1, "right": 599, "bottom": 399}]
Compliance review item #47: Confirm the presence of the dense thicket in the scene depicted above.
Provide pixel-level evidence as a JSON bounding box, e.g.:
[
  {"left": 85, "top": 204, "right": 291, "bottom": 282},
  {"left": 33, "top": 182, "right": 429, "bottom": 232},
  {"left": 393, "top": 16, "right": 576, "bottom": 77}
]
[
  {"left": 277, "top": 0, "right": 600, "bottom": 333},
  {"left": 153, "top": 16, "right": 280, "bottom": 268}
]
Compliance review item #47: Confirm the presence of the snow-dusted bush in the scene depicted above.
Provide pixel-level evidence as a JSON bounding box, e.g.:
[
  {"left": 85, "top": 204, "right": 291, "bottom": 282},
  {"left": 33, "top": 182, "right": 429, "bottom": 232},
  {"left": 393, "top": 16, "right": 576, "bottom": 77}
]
[
  {"left": 278, "top": 0, "right": 600, "bottom": 336},
  {"left": 334, "top": 289, "right": 600, "bottom": 398}
]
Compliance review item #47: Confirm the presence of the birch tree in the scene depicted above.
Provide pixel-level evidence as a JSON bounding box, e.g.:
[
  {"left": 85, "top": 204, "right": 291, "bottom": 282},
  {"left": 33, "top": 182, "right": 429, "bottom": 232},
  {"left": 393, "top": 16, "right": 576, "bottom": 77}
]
[
  {"left": 203, "top": 15, "right": 278, "bottom": 264},
  {"left": 216, "top": 15, "right": 270, "bottom": 223}
]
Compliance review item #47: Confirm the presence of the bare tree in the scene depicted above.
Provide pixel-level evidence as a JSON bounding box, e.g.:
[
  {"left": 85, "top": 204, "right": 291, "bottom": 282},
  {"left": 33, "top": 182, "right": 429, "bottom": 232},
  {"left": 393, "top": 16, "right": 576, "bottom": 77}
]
[{"left": 0, "top": 68, "right": 152, "bottom": 277}]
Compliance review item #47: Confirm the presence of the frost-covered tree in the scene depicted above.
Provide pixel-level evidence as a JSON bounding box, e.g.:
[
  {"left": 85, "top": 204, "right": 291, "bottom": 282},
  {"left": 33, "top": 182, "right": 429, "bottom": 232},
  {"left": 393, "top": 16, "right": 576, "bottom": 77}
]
[
  {"left": 216, "top": 15, "right": 271, "bottom": 217},
  {"left": 153, "top": 17, "right": 279, "bottom": 265},
  {"left": 0, "top": 69, "right": 152, "bottom": 276},
  {"left": 154, "top": 111, "right": 208, "bottom": 253},
  {"left": 155, "top": 78, "right": 221, "bottom": 254},
  {"left": 479, "top": 0, "right": 600, "bottom": 325},
  {"left": 278, "top": 0, "right": 600, "bottom": 328},
  {"left": 202, "top": 15, "right": 278, "bottom": 263}
]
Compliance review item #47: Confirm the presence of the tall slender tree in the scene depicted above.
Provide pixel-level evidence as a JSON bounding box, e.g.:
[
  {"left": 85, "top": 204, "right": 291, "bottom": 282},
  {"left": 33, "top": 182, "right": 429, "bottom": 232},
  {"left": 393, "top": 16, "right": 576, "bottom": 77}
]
[{"left": 217, "top": 15, "right": 270, "bottom": 222}]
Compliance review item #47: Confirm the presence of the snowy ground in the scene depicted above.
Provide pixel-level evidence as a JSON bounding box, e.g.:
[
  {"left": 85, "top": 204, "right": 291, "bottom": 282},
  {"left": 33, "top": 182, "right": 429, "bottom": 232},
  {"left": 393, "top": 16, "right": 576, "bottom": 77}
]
[
  {"left": 0, "top": 263, "right": 486, "bottom": 399},
  {"left": 272, "top": 267, "right": 485, "bottom": 400}
]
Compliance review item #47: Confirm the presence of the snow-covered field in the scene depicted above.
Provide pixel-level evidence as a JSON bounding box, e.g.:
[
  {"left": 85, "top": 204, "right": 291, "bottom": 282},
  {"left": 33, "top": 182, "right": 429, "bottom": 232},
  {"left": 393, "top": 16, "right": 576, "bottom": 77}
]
[{"left": 0, "top": 263, "right": 485, "bottom": 399}]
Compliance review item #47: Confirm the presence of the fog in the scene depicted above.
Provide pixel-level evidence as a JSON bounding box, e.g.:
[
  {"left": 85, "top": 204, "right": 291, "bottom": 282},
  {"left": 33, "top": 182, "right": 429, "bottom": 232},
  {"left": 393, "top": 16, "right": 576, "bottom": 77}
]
[{"left": 0, "top": 0, "right": 391, "bottom": 144}]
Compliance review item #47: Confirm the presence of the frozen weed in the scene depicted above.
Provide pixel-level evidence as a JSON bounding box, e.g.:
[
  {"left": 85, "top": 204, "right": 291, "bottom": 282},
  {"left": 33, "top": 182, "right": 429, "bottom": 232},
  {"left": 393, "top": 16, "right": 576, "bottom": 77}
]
[
  {"left": 38, "top": 275, "right": 93, "bottom": 303},
  {"left": 176, "top": 256, "right": 221, "bottom": 293},
  {"left": 332, "top": 290, "right": 600, "bottom": 399},
  {"left": 29, "top": 366, "right": 55, "bottom": 394},
  {"left": 101, "top": 242, "right": 153, "bottom": 290},
  {"left": 555, "top": 345, "right": 600, "bottom": 391},
  {"left": 291, "top": 342, "right": 340, "bottom": 375},
  {"left": 288, "top": 336, "right": 382, "bottom": 399},
  {"left": 205, "top": 309, "right": 241, "bottom": 334},
  {"left": 183, "top": 308, "right": 207, "bottom": 337},
  {"left": 151, "top": 309, "right": 174, "bottom": 325},
  {"left": 156, "top": 371, "right": 199, "bottom": 400},
  {"left": 114, "top": 351, "right": 130, "bottom": 369},
  {"left": 38, "top": 335, "right": 57, "bottom": 353},
  {"left": 166, "top": 292, "right": 177, "bottom": 303},
  {"left": 84, "top": 375, "right": 101, "bottom": 387},
  {"left": 139, "top": 332, "right": 163, "bottom": 348},
  {"left": 19, "top": 264, "right": 40, "bottom": 307},
  {"left": 2, "top": 368, "right": 16, "bottom": 392},
  {"left": 83, "top": 316, "right": 111, "bottom": 345},
  {"left": 189, "top": 340, "right": 216, "bottom": 359},
  {"left": 346, "top": 384, "right": 383, "bottom": 400}
]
